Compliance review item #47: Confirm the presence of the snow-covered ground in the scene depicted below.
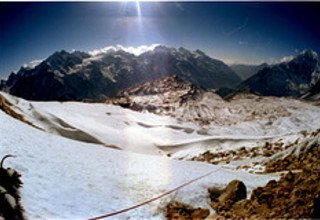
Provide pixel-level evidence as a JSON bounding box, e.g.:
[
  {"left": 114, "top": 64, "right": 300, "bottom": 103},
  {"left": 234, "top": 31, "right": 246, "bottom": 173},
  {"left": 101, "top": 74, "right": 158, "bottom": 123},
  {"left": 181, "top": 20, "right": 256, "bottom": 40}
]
[
  {"left": 0, "top": 96, "right": 278, "bottom": 219},
  {"left": 1, "top": 92, "right": 320, "bottom": 219},
  {"left": 2, "top": 92, "right": 320, "bottom": 159}
]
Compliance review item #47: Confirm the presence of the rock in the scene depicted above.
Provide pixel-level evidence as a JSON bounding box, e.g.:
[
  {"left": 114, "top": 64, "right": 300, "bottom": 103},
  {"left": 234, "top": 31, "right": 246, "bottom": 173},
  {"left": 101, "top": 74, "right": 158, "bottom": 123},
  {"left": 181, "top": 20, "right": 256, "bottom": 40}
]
[
  {"left": 312, "top": 196, "right": 320, "bottom": 218},
  {"left": 209, "top": 180, "right": 247, "bottom": 211},
  {"left": 197, "top": 129, "right": 209, "bottom": 135},
  {"left": 165, "top": 201, "right": 210, "bottom": 220},
  {"left": 262, "top": 149, "right": 273, "bottom": 157},
  {"left": 214, "top": 169, "right": 320, "bottom": 218},
  {"left": 220, "top": 180, "right": 247, "bottom": 205},
  {"left": 284, "top": 171, "right": 295, "bottom": 183},
  {"left": 191, "top": 208, "right": 210, "bottom": 219},
  {"left": 208, "top": 187, "right": 222, "bottom": 202},
  {"left": 183, "top": 128, "right": 194, "bottom": 134}
]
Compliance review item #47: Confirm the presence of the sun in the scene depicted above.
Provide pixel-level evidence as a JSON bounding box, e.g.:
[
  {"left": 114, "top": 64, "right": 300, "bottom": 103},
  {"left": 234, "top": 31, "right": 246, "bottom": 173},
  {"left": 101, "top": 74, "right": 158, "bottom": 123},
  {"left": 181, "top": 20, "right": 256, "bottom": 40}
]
[{"left": 118, "top": 0, "right": 142, "bottom": 19}]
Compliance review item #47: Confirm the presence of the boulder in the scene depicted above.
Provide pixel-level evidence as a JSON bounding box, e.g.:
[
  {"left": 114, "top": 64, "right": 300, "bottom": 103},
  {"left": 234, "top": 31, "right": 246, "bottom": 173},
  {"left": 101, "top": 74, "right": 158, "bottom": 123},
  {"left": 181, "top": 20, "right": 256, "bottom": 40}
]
[
  {"left": 209, "top": 180, "right": 247, "bottom": 211},
  {"left": 165, "top": 201, "right": 210, "bottom": 220}
]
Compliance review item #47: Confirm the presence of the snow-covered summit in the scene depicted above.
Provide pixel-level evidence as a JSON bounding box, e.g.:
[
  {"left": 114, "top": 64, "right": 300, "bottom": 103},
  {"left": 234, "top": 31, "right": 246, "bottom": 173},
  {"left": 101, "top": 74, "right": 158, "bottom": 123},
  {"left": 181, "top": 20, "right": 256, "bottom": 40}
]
[{"left": 301, "top": 49, "right": 318, "bottom": 60}]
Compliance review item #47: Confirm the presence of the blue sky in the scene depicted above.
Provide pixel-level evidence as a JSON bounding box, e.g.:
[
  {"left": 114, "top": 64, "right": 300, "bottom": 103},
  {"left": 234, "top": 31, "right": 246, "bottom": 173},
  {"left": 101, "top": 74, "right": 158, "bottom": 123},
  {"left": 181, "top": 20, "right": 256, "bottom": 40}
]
[{"left": 1, "top": 2, "right": 320, "bottom": 77}]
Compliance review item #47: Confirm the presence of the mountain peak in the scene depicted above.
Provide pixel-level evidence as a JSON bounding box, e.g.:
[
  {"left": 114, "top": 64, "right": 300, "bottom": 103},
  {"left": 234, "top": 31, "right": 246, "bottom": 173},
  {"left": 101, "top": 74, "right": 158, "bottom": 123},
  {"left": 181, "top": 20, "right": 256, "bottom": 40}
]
[
  {"left": 287, "top": 49, "right": 319, "bottom": 69},
  {"left": 153, "top": 45, "right": 174, "bottom": 53},
  {"left": 194, "top": 49, "right": 207, "bottom": 57},
  {"left": 47, "top": 50, "right": 70, "bottom": 62},
  {"left": 178, "top": 47, "right": 191, "bottom": 54},
  {"left": 301, "top": 49, "right": 318, "bottom": 60},
  {"left": 291, "top": 49, "right": 319, "bottom": 64},
  {"left": 52, "top": 49, "right": 69, "bottom": 57}
]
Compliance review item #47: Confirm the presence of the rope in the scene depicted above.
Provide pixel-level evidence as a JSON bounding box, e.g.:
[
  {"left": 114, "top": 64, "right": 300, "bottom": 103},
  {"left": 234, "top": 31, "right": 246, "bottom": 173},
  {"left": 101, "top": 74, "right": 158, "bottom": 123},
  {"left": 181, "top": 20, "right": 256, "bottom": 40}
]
[{"left": 88, "top": 168, "right": 220, "bottom": 220}]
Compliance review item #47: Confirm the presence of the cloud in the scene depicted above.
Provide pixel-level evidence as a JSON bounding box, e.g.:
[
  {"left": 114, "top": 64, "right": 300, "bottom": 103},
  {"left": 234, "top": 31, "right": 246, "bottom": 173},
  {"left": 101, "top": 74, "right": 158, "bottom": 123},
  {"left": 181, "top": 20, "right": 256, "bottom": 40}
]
[
  {"left": 260, "top": 55, "right": 294, "bottom": 65},
  {"left": 279, "top": 55, "right": 294, "bottom": 63},
  {"left": 23, "top": 59, "right": 43, "bottom": 69},
  {"left": 89, "top": 44, "right": 160, "bottom": 56}
]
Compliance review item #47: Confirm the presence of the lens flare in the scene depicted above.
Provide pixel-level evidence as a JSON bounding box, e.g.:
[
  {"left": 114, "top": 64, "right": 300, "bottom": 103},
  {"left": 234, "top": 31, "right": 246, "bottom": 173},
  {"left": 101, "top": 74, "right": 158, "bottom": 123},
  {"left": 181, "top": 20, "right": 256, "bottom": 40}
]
[
  {"left": 136, "top": 1, "right": 142, "bottom": 19},
  {"left": 135, "top": 1, "right": 144, "bottom": 41}
]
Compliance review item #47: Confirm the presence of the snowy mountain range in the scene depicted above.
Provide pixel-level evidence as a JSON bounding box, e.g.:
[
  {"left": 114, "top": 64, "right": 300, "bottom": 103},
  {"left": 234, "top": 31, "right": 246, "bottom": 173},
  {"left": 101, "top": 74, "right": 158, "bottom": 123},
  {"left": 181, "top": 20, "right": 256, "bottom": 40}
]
[
  {"left": 0, "top": 46, "right": 241, "bottom": 101},
  {"left": 1, "top": 46, "right": 320, "bottom": 101},
  {"left": 229, "top": 49, "right": 320, "bottom": 98}
]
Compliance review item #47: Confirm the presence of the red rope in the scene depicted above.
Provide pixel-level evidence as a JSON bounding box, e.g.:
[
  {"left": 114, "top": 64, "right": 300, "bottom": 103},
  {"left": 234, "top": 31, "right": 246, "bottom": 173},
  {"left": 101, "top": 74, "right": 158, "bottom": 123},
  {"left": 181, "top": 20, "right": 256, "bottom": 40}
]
[{"left": 88, "top": 168, "right": 220, "bottom": 220}]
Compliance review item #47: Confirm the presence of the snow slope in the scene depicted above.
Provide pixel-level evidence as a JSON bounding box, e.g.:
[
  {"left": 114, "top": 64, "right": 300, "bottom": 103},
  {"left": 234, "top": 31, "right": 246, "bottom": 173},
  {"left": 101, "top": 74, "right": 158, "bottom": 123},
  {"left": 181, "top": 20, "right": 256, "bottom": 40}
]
[
  {"left": 2, "top": 92, "right": 320, "bottom": 159},
  {"left": 0, "top": 107, "right": 277, "bottom": 219}
]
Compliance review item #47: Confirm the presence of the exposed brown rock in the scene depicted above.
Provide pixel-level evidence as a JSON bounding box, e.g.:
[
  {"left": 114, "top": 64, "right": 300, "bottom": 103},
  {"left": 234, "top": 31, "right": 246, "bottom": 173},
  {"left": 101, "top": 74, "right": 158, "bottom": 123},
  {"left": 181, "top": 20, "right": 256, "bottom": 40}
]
[
  {"left": 189, "top": 139, "right": 287, "bottom": 166},
  {"left": 165, "top": 201, "right": 209, "bottom": 220},
  {"left": 234, "top": 132, "right": 320, "bottom": 218},
  {"left": 209, "top": 180, "right": 247, "bottom": 212},
  {"left": 211, "top": 169, "right": 320, "bottom": 219},
  {"left": 265, "top": 138, "right": 320, "bottom": 173}
]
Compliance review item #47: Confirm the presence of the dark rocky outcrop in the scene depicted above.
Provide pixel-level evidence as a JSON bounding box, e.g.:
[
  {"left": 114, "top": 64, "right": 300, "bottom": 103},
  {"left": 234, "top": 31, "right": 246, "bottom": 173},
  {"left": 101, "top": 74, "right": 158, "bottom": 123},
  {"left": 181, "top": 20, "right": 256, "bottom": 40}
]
[
  {"left": 208, "top": 180, "right": 247, "bottom": 212},
  {"left": 0, "top": 155, "right": 25, "bottom": 220}
]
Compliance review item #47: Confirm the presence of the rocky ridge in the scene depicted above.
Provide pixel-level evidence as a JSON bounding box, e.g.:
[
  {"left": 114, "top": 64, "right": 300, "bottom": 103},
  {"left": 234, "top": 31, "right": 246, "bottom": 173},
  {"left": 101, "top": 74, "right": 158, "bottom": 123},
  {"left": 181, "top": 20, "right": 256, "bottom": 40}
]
[{"left": 109, "top": 76, "right": 294, "bottom": 126}]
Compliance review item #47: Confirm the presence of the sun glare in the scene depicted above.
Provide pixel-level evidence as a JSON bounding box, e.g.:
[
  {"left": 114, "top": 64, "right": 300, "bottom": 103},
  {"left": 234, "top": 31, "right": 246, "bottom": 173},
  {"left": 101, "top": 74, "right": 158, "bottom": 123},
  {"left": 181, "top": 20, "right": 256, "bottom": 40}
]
[{"left": 136, "top": 1, "right": 142, "bottom": 19}]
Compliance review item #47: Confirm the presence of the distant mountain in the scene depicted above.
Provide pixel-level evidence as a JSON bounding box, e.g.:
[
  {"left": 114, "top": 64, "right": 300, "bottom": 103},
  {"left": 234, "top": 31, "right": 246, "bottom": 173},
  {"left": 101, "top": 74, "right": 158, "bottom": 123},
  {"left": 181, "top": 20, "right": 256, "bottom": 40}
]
[
  {"left": 301, "top": 79, "right": 320, "bottom": 101},
  {"left": 108, "top": 75, "right": 226, "bottom": 125},
  {"left": 230, "top": 63, "right": 268, "bottom": 80},
  {"left": 0, "top": 46, "right": 241, "bottom": 101},
  {"left": 109, "top": 75, "right": 206, "bottom": 110},
  {"left": 228, "top": 50, "right": 320, "bottom": 98},
  {"left": 108, "top": 75, "right": 300, "bottom": 126}
]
